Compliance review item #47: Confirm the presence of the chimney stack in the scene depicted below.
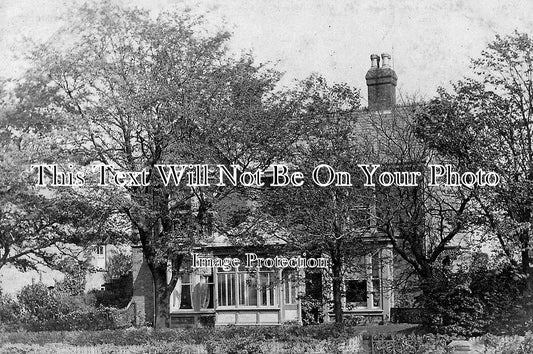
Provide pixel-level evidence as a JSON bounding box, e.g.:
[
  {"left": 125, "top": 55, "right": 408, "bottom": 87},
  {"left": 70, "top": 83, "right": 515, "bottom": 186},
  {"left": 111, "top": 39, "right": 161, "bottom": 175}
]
[{"left": 365, "top": 53, "right": 397, "bottom": 111}]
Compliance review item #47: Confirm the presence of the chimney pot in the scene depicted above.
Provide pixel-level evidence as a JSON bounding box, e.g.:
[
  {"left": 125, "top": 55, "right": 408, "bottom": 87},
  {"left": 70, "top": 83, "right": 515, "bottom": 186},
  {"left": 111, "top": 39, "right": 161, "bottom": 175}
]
[
  {"left": 381, "top": 53, "right": 391, "bottom": 68},
  {"left": 370, "top": 54, "right": 380, "bottom": 68}
]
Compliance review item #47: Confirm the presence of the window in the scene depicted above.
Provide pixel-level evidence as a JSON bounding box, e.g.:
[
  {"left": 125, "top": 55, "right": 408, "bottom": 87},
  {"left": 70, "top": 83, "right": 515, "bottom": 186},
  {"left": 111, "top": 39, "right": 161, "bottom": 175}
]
[
  {"left": 283, "top": 270, "right": 298, "bottom": 305},
  {"left": 238, "top": 272, "right": 257, "bottom": 306},
  {"left": 259, "top": 271, "right": 276, "bottom": 306},
  {"left": 371, "top": 254, "right": 382, "bottom": 308},
  {"left": 345, "top": 280, "right": 367, "bottom": 306},
  {"left": 217, "top": 267, "right": 278, "bottom": 308},
  {"left": 217, "top": 271, "right": 236, "bottom": 306},
  {"left": 95, "top": 245, "right": 106, "bottom": 270},
  {"left": 170, "top": 273, "right": 214, "bottom": 311},
  {"left": 171, "top": 273, "right": 193, "bottom": 310},
  {"left": 199, "top": 275, "right": 214, "bottom": 309},
  {"left": 344, "top": 251, "right": 383, "bottom": 309}
]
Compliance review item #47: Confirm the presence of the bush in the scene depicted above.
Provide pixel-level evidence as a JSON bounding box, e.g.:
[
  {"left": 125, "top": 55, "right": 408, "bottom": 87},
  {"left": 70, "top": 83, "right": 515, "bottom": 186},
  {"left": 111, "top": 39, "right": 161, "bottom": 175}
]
[
  {"left": 300, "top": 296, "right": 326, "bottom": 325},
  {"left": 4, "top": 283, "right": 118, "bottom": 331},
  {"left": 420, "top": 265, "right": 526, "bottom": 336},
  {"left": 18, "top": 283, "right": 62, "bottom": 325},
  {"left": 0, "top": 324, "right": 409, "bottom": 346},
  {"left": 92, "top": 272, "right": 132, "bottom": 308},
  {"left": 0, "top": 289, "right": 19, "bottom": 321},
  {"left": 371, "top": 333, "right": 452, "bottom": 354}
]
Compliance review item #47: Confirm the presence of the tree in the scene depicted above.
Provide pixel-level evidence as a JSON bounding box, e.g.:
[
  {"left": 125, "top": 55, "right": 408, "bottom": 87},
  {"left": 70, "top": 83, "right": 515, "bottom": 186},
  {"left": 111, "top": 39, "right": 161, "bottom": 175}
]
[
  {"left": 367, "top": 102, "right": 480, "bottom": 295},
  {"left": 105, "top": 249, "right": 132, "bottom": 282},
  {"left": 416, "top": 31, "right": 533, "bottom": 278},
  {"left": 11, "top": 3, "right": 300, "bottom": 327},
  {"left": 0, "top": 118, "right": 118, "bottom": 272},
  {"left": 260, "top": 75, "right": 374, "bottom": 323}
]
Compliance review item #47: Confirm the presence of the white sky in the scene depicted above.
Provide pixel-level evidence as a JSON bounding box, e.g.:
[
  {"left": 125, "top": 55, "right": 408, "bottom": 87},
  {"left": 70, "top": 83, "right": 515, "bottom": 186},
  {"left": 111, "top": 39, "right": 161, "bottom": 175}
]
[{"left": 1, "top": 0, "right": 533, "bottom": 104}]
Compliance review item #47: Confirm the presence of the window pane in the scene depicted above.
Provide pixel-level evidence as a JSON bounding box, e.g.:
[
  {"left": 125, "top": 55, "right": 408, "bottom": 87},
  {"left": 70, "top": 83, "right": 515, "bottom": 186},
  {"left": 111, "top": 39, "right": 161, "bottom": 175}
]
[
  {"left": 258, "top": 271, "right": 277, "bottom": 306},
  {"left": 218, "top": 274, "right": 226, "bottom": 306},
  {"left": 239, "top": 273, "right": 246, "bottom": 306},
  {"left": 180, "top": 284, "right": 192, "bottom": 309},
  {"left": 372, "top": 279, "right": 381, "bottom": 308},
  {"left": 283, "top": 270, "right": 297, "bottom": 304},
  {"left": 284, "top": 280, "right": 290, "bottom": 304},
  {"left": 171, "top": 287, "right": 180, "bottom": 309},
  {"left": 260, "top": 273, "right": 268, "bottom": 306},
  {"left": 372, "top": 255, "right": 381, "bottom": 278},
  {"left": 229, "top": 273, "right": 235, "bottom": 305},
  {"left": 200, "top": 275, "right": 213, "bottom": 309},
  {"left": 249, "top": 282, "right": 257, "bottom": 306},
  {"left": 218, "top": 272, "right": 236, "bottom": 306},
  {"left": 238, "top": 273, "right": 258, "bottom": 306},
  {"left": 371, "top": 253, "right": 382, "bottom": 308},
  {"left": 346, "top": 280, "right": 367, "bottom": 306}
]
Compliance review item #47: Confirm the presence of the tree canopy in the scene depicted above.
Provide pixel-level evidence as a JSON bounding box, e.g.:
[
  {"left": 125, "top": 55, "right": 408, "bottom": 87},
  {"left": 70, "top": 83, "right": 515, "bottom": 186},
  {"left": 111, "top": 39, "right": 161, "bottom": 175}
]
[
  {"left": 5, "top": 3, "right": 303, "bottom": 327},
  {"left": 416, "top": 31, "right": 533, "bottom": 275}
]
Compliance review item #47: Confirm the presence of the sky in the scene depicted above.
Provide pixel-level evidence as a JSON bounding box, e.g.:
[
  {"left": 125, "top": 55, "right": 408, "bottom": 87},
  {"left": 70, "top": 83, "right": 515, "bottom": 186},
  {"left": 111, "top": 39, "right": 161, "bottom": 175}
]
[{"left": 1, "top": 0, "right": 533, "bottom": 105}]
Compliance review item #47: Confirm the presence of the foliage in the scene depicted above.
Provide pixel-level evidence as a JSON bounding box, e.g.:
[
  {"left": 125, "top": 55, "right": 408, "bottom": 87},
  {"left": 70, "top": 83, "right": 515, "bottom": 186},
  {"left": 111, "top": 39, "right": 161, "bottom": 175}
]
[
  {"left": 0, "top": 289, "right": 20, "bottom": 329},
  {"left": 371, "top": 333, "right": 452, "bottom": 354},
  {"left": 259, "top": 74, "right": 372, "bottom": 322},
  {"left": 415, "top": 31, "right": 533, "bottom": 274},
  {"left": 10, "top": 283, "right": 117, "bottom": 331},
  {"left": 1, "top": 89, "right": 128, "bottom": 272},
  {"left": 481, "top": 332, "right": 533, "bottom": 353},
  {"left": 105, "top": 250, "right": 132, "bottom": 282},
  {"left": 0, "top": 323, "right": 417, "bottom": 344},
  {"left": 10, "top": 2, "right": 303, "bottom": 327},
  {"left": 92, "top": 272, "right": 133, "bottom": 308},
  {"left": 17, "top": 283, "right": 62, "bottom": 325},
  {"left": 7, "top": 332, "right": 533, "bottom": 354},
  {"left": 365, "top": 101, "right": 480, "bottom": 287},
  {"left": 0, "top": 343, "right": 205, "bottom": 354},
  {"left": 300, "top": 295, "right": 327, "bottom": 325},
  {"left": 54, "top": 258, "right": 89, "bottom": 296},
  {"left": 420, "top": 264, "right": 526, "bottom": 336}
]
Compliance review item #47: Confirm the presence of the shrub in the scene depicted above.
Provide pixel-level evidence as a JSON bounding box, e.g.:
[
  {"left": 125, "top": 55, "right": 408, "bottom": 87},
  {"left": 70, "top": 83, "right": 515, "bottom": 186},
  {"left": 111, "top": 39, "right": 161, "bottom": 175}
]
[
  {"left": 54, "top": 258, "right": 88, "bottom": 296},
  {"left": 300, "top": 295, "right": 326, "bottom": 325},
  {"left": 0, "top": 290, "right": 20, "bottom": 327},
  {"left": 6, "top": 283, "right": 118, "bottom": 331},
  {"left": 420, "top": 265, "right": 525, "bottom": 336},
  {"left": 92, "top": 272, "right": 132, "bottom": 308},
  {"left": 480, "top": 332, "right": 533, "bottom": 353},
  {"left": 17, "top": 283, "right": 62, "bottom": 325}
]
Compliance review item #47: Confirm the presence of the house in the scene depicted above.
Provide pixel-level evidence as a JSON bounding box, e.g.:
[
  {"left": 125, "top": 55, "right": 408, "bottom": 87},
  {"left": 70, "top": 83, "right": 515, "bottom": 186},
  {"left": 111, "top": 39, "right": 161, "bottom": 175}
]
[
  {"left": 0, "top": 242, "right": 126, "bottom": 297},
  {"left": 131, "top": 53, "right": 400, "bottom": 327}
]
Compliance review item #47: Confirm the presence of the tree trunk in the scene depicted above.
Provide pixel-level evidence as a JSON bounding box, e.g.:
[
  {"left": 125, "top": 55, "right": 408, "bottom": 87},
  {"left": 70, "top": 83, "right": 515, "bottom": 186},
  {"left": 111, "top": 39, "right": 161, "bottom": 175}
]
[
  {"left": 520, "top": 230, "right": 530, "bottom": 275},
  {"left": 520, "top": 232, "right": 531, "bottom": 291},
  {"left": 152, "top": 264, "right": 171, "bottom": 329},
  {"left": 137, "top": 225, "right": 175, "bottom": 329},
  {"left": 331, "top": 257, "right": 343, "bottom": 323}
]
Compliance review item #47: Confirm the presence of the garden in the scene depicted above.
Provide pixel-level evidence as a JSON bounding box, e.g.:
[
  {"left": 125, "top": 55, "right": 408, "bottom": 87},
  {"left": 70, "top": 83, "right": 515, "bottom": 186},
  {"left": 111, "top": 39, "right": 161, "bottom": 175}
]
[{"left": 2, "top": 282, "right": 533, "bottom": 353}]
